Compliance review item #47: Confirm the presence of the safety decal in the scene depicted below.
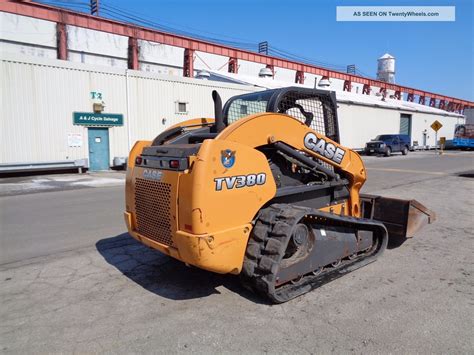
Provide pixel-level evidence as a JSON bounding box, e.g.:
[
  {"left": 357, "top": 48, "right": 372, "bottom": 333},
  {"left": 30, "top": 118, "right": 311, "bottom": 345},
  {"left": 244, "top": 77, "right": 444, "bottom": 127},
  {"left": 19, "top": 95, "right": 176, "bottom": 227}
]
[{"left": 214, "top": 173, "right": 266, "bottom": 191}]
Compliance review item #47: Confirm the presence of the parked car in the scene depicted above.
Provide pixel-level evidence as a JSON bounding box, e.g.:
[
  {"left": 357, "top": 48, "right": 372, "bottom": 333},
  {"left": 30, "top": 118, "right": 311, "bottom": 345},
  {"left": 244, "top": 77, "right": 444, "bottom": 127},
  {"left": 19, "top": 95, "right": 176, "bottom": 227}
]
[{"left": 365, "top": 134, "right": 411, "bottom": 157}]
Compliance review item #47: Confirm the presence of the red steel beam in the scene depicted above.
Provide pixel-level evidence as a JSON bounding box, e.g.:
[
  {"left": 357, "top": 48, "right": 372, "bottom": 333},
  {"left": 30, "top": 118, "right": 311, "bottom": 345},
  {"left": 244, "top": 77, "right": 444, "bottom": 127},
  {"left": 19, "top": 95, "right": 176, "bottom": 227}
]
[
  {"left": 56, "top": 22, "right": 67, "bottom": 60},
  {"left": 295, "top": 70, "right": 304, "bottom": 84},
  {"left": 362, "top": 84, "right": 371, "bottom": 95},
  {"left": 1, "top": 1, "right": 473, "bottom": 107},
  {"left": 343, "top": 80, "right": 352, "bottom": 92},
  {"left": 128, "top": 37, "right": 139, "bottom": 70},
  {"left": 228, "top": 57, "right": 238, "bottom": 73},
  {"left": 183, "top": 48, "right": 194, "bottom": 77}
]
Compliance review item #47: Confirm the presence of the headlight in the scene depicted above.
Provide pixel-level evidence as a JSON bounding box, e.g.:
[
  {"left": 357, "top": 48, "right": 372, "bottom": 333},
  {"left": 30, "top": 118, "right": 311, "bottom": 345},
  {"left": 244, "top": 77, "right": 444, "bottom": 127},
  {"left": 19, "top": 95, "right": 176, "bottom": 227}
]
[{"left": 380, "top": 143, "right": 385, "bottom": 147}]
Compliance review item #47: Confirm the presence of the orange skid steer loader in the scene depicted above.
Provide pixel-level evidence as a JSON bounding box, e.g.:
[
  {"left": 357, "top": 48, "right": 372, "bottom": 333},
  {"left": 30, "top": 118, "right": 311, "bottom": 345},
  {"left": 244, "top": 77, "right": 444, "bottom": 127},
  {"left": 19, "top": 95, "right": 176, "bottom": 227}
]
[{"left": 124, "top": 87, "right": 435, "bottom": 303}]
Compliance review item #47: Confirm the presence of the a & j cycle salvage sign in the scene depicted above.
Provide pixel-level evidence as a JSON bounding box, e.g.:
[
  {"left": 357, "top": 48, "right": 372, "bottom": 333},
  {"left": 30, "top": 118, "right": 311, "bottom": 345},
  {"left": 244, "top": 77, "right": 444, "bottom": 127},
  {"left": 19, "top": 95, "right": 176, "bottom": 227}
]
[{"left": 73, "top": 112, "right": 124, "bottom": 126}]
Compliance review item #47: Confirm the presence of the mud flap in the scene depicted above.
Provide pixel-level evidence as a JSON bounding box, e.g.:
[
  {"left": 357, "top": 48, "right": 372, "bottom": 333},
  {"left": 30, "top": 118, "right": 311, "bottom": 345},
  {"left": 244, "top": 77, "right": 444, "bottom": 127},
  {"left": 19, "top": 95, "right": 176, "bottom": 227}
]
[{"left": 360, "top": 194, "right": 436, "bottom": 243}]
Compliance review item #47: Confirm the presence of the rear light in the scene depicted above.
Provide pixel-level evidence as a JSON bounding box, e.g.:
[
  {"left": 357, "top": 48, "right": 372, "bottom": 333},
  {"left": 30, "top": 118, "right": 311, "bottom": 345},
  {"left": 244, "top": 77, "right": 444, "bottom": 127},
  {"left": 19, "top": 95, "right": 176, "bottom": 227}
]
[
  {"left": 169, "top": 160, "right": 180, "bottom": 169},
  {"left": 135, "top": 156, "right": 143, "bottom": 165}
]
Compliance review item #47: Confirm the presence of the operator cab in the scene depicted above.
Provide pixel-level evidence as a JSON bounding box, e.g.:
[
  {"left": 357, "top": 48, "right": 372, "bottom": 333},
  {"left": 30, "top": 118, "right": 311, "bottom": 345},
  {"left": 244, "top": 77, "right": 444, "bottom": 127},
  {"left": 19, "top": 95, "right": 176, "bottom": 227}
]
[
  {"left": 223, "top": 87, "right": 340, "bottom": 143},
  {"left": 151, "top": 87, "right": 340, "bottom": 146}
]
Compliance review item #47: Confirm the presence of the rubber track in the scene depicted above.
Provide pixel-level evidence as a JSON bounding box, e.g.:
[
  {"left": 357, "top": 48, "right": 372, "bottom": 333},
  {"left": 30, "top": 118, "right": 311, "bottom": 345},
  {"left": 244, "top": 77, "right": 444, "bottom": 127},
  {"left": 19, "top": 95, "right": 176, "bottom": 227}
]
[{"left": 241, "top": 204, "right": 388, "bottom": 303}]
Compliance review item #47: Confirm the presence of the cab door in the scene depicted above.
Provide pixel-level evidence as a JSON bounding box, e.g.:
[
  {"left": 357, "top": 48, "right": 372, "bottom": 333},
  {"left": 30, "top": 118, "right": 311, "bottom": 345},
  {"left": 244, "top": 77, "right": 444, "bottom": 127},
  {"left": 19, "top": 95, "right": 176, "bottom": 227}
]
[{"left": 392, "top": 136, "right": 401, "bottom": 152}]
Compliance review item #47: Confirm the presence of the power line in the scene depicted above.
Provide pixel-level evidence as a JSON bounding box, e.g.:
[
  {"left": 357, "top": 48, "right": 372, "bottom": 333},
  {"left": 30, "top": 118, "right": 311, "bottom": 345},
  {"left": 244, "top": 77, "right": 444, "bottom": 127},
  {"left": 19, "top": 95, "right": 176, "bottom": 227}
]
[
  {"left": 98, "top": 5, "right": 257, "bottom": 49},
  {"left": 268, "top": 48, "right": 347, "bottom": 71},
  {"left": 37, "top": 0, "right": 368, "bottom": 76},
  {"left": 101, "top": 0, "right": 259, "bottom": 46},
  {"left": 41, "top": 0, "right": 90, "bottom": 11},
  {"left": 355, "top": 69, "right": 375, "bottom": 78},
  {"left": 39, "top": 0, "right": 257, "bottom": 48},
  {"left": 268, "top": 46, "right": 346, "bottom": 68}
]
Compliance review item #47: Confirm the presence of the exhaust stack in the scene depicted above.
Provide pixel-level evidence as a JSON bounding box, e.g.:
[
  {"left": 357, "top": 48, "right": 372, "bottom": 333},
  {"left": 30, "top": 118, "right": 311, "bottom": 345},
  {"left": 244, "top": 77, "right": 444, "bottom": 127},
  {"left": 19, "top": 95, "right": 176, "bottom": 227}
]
[{"left": 212, "top": 90, "right": 225, "bottom": 133}]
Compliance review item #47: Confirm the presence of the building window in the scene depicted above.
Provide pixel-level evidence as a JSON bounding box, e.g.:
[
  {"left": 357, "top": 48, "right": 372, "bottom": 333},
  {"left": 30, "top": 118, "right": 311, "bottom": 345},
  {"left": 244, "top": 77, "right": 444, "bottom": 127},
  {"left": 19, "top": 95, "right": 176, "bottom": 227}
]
[
  {"left": 176, "top": 101, "right": 188, "bottom": 114},
  {"left": 240, "top": 105, "right": 248, "bottom": 115}
]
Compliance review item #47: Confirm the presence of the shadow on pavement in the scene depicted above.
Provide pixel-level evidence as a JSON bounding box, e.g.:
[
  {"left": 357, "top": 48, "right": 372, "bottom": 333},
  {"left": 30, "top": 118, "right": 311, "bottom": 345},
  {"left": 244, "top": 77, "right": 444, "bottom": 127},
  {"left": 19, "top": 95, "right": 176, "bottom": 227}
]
[
  {"left": 387, "top": 238, "right": 407, "bottom": 249},
  {"left": 96, "top": 233, "right": 265, "bottom": 303}
]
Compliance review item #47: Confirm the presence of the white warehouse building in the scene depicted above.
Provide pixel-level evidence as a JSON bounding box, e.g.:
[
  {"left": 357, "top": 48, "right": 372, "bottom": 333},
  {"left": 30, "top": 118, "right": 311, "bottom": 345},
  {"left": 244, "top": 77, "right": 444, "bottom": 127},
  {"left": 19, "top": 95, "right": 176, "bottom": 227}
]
[
  {"left": 0, "top": 54, "right": 257, "bottom": 170},
  {"left": 0, "top": 5, "right": 470, "bottom": 172}
]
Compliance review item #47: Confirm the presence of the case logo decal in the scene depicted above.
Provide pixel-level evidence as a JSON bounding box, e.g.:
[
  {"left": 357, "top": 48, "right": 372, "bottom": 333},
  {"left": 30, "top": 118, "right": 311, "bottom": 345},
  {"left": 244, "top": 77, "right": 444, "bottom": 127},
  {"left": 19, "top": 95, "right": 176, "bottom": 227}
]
[
  {"left": 214, "top": 173, "right": 266, "bottom": 191},
  {"left": 304, "top": 132, "right": 346, "bottom": 164},
  {"left": 221, "top": 149, "right": 236, "bottom": 168},
  {"left": 143, "top": 169, "right": 163, "bottom": 181}
]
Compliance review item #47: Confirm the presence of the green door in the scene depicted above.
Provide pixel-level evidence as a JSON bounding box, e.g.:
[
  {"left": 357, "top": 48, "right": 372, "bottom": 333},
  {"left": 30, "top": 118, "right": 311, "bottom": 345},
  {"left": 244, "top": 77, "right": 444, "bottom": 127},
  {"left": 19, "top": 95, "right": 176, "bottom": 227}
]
[
  {"left": 400, "top": 114, "right": 412, "bottom": 138},
  {"left": 88, "top": 127, "right": 110, "bottom": 171}
]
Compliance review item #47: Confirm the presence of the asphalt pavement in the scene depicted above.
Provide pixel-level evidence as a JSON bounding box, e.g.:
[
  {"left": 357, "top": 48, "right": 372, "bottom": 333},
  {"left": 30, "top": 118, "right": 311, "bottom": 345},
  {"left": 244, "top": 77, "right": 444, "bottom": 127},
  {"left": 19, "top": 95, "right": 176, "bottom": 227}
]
[{"left": 0, "top": 151, "right": 473, "bottom": 353}]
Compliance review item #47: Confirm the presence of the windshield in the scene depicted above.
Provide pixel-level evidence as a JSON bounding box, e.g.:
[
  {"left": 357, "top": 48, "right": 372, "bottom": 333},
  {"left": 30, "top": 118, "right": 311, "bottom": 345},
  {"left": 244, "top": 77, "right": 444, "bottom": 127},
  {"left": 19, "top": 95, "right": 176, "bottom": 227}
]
[
  {"left": 224, "top": 91, "right": 273, "bottom": 125},
  {"left": 375, "top": 135, "right": 392, "bottom": 140}
]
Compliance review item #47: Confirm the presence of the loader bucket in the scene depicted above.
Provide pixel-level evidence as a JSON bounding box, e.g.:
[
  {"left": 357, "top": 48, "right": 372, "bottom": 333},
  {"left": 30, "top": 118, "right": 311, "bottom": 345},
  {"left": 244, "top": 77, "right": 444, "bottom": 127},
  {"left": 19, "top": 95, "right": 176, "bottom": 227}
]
[{"left": 360, "top": 194, "right": 436, "bottom": 244}]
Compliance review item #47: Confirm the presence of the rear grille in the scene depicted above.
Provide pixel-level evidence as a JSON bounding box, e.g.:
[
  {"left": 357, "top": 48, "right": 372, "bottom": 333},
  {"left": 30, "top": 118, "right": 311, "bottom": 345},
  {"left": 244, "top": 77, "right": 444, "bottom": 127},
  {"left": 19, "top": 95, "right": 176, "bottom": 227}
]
[{"left": 134, "top": 178, "right": 173, "bottom": 246}]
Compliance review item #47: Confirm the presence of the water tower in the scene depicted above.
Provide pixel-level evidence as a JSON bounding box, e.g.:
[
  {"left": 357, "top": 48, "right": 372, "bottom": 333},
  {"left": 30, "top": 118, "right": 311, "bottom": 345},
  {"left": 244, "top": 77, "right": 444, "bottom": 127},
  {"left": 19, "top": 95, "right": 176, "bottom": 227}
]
[{"left": 377, "top": 53, "right": 395, "bottom": 83}]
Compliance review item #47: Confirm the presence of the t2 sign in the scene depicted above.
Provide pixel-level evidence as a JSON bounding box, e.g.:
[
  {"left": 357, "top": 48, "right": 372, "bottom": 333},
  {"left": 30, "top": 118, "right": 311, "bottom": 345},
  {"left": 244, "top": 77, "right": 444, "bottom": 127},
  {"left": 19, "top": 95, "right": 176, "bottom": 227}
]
[{"left": 90, "top": 91, "right": 103, "bottom": 100}]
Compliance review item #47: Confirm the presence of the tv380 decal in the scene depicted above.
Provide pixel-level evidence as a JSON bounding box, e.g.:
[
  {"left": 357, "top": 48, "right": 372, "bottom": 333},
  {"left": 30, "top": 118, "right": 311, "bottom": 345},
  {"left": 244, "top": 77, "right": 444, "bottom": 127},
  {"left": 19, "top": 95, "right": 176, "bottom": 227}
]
[{"left": 214, "top": 173, "right": 266, "bottom": 191}]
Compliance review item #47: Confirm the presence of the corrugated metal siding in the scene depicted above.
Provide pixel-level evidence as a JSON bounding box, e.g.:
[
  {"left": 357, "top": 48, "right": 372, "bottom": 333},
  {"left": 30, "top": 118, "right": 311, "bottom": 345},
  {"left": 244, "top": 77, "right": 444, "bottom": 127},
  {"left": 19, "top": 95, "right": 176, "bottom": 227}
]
[
  {"left": 0, "top": 55, "right": 258, "bottom": 165},
  {"left": 337, "top": 104, "right": 401, "bottom": 148},
  {"left": 127, "top": 71, "right": 258, "bottom": 142},
  {"left": 338, "top": 102, "right": 463, "bottom": 149},
  {"left": 410, "top": 112, "right": 462, "bottom": 147},
  {"left": 3, "top": 54, "right": 462, "bottom": 165},
  {"left": 1, "top": 59, "right": 128, "bottom": 163}
]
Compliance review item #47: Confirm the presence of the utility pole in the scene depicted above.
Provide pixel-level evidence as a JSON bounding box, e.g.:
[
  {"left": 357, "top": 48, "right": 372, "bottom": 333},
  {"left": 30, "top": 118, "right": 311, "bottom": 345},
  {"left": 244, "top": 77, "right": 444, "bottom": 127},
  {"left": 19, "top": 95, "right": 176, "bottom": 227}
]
[
  {"left": 258, "top": 41, "right": 268, "bottom": 55},
  {"left": 90, "top": 0, "right": 99, "bottom": 16}
]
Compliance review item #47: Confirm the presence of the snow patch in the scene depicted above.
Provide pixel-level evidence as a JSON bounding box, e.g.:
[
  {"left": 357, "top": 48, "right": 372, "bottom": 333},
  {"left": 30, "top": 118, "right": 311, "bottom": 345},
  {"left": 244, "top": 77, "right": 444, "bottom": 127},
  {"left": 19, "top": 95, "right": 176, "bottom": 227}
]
[{"left": 71, "top": 178, "right": 124, "bottom": 187}]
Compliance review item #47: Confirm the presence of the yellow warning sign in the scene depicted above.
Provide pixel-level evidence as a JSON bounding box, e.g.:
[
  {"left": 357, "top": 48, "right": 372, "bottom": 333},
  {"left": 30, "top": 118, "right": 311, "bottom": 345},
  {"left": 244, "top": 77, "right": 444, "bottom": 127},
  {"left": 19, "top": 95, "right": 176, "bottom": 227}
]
[{"left": 431, "top": 120, "right": 443, "bottom": 132}]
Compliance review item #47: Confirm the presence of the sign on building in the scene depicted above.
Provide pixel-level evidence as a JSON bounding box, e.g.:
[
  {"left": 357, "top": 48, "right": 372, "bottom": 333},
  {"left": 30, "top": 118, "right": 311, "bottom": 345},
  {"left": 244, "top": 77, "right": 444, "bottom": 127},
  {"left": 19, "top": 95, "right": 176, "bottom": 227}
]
[
  {"left": 67, "top": 133, "right": 83, "bottom": 147},
  {"left": 90, "top": 91, "right": 103, "bottom": 100},
  {"left": 73, "top": 112, "right": 124, "bottom": 126}
]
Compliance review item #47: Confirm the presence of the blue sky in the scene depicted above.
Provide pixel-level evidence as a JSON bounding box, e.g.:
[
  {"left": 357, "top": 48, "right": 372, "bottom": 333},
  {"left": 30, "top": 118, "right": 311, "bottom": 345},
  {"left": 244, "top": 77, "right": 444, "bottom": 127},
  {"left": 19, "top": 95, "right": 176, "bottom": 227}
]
[{"left": 43, "top": 0, "right": 473, "bottom": 101}]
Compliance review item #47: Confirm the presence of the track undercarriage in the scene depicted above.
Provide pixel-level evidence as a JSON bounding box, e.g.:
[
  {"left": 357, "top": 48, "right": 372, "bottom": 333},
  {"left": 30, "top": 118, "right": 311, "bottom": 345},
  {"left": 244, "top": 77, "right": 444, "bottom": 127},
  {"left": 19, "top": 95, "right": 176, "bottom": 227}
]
[{"left": 241, "top": 204, "right": 388, "bottom": 303}]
